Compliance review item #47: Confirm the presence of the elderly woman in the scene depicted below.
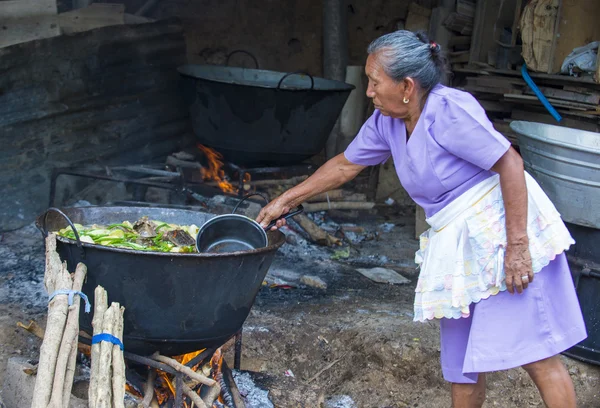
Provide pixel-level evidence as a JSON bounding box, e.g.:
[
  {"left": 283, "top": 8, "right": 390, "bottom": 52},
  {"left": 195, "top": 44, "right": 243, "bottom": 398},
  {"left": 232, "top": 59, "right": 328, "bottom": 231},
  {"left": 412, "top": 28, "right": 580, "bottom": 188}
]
[{"left": 256, "top": 31, "right": 587, "bottom": 407}]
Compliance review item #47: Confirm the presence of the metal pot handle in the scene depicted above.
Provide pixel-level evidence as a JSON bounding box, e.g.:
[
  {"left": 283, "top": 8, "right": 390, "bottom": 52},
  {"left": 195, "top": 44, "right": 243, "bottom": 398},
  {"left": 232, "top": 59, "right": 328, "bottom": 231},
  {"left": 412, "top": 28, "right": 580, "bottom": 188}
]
[
  {"left": 225, "top": 50, "right": 259, "bottom": 69},
  {"left": 232, "top": 193, "right": 270, "bottom": 214},
  {"left": 264, "top": 204, "right": 304, "bottom": 231},
  {"left": 37, "top": 207, "right": 85, "bottom": 258},
  {"left": 232, "top": 193, "right": 304, "bottom": 230},
  {"left": 277, "top": 71, "right": 315, "bottom": 91}
]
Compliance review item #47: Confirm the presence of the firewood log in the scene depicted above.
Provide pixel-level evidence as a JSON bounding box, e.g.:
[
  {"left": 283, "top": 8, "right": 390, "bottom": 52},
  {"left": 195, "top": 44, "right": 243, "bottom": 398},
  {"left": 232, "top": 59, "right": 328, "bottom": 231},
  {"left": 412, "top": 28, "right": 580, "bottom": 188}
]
[
  {"left": 139, "top": 370, "right": 156, "bottom": 408},
  {"left": 306, "top": 190, "right": 367, "bottom": 203},
  {"left": 295, "top": 214, "right": 341, "bottom": 246},
  {"left": 302, "top": 201, "right": 375, "bottom": 212},
  {"left": 150, "top": 353, "right": 216, "bottom": 387},
  {"left": 44, "top": 233, "right": 64, "bottom": 294},
  {"left": 89, "top": 286, "right": 108, "bottom": 408},
  {"left": 48, "top": 262, "right": 88, "bottom": 408},
  {"left": 181, "top": 383, "right": 207, "bottom": 408},
  {"left": 95, "top": 303, "right": 117, "bottom": 408},
  {"left": 31, "top": 236, "right": 72, "bottom": 408},
  {"left": 201, "top": 382, "right": 221, "bottom": 407},
  {"left": 112, "top": 305, "right": 126, "bottom": 408}
]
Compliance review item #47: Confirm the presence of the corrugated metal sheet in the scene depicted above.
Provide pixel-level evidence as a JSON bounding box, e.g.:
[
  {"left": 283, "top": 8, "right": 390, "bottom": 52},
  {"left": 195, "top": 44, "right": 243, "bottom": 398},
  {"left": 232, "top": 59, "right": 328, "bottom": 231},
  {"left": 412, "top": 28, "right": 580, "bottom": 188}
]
[{"left": 0, "top": 18, "right": 194, "bottom": 230}]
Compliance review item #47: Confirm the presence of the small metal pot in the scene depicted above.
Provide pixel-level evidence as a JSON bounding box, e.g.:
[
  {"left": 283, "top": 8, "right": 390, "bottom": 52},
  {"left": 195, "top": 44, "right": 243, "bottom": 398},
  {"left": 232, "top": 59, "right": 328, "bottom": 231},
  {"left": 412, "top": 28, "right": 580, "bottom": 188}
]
[{"left": 196, "top": 194, "right": 303, "bottom": 253}]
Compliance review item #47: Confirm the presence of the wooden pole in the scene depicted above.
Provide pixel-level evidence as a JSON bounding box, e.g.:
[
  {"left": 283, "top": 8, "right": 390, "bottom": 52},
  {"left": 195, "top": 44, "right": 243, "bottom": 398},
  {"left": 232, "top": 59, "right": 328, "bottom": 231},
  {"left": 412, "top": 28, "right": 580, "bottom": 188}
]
[
  {"left": 95, "top": 304, "right": 117, "bottom": 408},
  {"left": 150, "top": 353, "right": 216, "bottom": 387},
  {"left": 181, "top": 384, "right": 207, "bottom": 408},
  {"left": 112, "top": 305, "right": 126, "bottom": 408},
  {"left": 47, "top": 262, "right": 88, "bottom": 408},
  {"left": 89, "top": 286, "right": 108, "bottom": 408},
  {"left": 31, "top": 235, "right": 72, "bottom": 408},
  {"left": 140, "top": 370, "right": 156, "bottom": 408}
]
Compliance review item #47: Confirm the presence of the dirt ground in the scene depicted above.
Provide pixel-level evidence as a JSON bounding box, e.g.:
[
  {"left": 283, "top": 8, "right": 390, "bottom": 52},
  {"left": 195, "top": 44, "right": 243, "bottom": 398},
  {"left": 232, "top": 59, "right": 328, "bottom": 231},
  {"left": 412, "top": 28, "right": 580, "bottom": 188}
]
[{"left": 1, "top": 208, "right": 599, "bottom": 407}]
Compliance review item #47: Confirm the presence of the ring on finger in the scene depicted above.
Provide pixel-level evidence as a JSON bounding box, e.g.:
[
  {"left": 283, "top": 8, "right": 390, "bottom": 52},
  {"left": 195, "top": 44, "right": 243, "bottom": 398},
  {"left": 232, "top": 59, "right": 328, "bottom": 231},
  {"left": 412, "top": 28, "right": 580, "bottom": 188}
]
[{"left": 521, "top": 275, "right": 529, "bottom": 282}]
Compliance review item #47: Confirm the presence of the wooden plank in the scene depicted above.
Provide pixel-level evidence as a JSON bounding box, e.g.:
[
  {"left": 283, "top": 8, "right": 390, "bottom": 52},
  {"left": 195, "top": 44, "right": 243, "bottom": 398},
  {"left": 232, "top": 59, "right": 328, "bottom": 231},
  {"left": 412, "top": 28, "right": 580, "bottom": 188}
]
[
  {"left": 503, "top": 93, "right": 596, "bottom": 110},
  {"left": 468, "top": 0, "right": 485, "bottom": 65},
  {"left": 453, "top": 67, "right": 600, "bottom": 86},
  {"left": 0, "top": 16, "right": 60, "bottom": 48},
  {"left": 0, "top": 0, "right": 57, "bottom": 18},
  {"left": 552, "top": 0, "right": 600, "bottom": 74},
  {"left": 465, "top": 83, "right": 522, "bottom": 95},
  {"left": 58, "top": 3, "right": 125, "bottom": 34},
  {"left": 511, "top": 109, "right": 600, "bottom": 132},
  {"left": 472, "top": 75, "right": 526, "bottom": 87},
  {"left": 523, "top": 86, "right": 600, "bottom": 105}
]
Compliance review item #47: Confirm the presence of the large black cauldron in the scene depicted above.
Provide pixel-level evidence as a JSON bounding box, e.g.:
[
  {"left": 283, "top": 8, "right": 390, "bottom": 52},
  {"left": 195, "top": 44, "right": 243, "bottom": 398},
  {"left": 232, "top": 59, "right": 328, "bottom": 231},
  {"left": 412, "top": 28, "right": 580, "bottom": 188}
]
[
  {"left": 178, "top": 65, "right": 355, "bottom": 166},
  {"left": 36, "top": 206, "right": 285, "bottom": 356}
]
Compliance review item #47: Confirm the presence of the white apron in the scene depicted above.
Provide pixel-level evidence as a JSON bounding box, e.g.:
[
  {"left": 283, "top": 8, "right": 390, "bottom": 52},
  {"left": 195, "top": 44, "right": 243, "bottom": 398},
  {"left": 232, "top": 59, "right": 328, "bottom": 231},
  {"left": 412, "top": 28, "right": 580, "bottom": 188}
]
[{"left": 413, "top": 172, "right": 575, "bottom": 322}]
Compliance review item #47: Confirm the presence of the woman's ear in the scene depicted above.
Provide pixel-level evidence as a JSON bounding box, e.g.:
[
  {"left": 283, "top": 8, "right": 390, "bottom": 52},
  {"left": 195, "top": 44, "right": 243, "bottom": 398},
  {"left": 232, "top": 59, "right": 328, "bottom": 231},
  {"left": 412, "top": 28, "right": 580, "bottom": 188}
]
[{"left": 402, "top": 77, "right": 417, "bottom": 98}]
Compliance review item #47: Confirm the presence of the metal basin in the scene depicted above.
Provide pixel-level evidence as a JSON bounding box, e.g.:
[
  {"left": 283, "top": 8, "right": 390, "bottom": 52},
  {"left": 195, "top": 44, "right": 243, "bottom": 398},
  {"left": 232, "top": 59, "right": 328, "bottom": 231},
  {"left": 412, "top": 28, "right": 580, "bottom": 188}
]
[
  {"left": 178, "top": 65, "right": 354, "bottom": 166},
  {"left": 510, "top": 121, "right": 600, "bottom": 229}
]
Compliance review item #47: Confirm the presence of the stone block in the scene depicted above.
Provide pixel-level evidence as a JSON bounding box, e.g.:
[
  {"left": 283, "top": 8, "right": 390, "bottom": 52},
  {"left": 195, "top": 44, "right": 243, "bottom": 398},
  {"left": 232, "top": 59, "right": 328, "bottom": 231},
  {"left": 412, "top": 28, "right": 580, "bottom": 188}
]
[{"left": 1, "top": 357, "right": 87, "bottom": 408}]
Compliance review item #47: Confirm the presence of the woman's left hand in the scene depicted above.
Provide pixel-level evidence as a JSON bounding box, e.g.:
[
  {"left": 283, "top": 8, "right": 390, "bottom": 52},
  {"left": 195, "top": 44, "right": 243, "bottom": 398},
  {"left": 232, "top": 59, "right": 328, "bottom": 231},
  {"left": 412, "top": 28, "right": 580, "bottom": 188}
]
[{"left": 504, "top": 240, "right": 534, "bottom": 294}]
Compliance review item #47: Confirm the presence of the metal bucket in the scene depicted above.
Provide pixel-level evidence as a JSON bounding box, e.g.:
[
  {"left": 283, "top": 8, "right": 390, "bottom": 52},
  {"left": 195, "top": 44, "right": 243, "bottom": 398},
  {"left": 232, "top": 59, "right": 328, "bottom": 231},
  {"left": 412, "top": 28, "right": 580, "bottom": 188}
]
[
  {"left": 178, "top": 65, "right": 355, "bottom": 166},
  {"left": 510, "top": 121, "right": 600, "bottom": 229}
]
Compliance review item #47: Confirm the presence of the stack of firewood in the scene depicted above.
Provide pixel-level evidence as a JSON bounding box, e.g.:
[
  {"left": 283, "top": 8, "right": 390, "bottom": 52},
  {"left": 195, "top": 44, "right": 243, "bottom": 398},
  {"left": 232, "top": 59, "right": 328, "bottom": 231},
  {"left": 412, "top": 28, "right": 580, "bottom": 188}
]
[
  {"left": 88, "top": 286, "right": 126, "bottom": 408},
  {"left": 31, "top": 234, "right": 88, "bottom": 408}
]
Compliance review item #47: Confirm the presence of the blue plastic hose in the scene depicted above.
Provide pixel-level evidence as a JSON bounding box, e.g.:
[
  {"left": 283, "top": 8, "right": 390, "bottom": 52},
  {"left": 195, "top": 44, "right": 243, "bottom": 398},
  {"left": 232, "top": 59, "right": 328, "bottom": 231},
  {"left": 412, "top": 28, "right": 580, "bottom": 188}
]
[{"left": 521, "top": 65, "right": 562, "bottom": 122}]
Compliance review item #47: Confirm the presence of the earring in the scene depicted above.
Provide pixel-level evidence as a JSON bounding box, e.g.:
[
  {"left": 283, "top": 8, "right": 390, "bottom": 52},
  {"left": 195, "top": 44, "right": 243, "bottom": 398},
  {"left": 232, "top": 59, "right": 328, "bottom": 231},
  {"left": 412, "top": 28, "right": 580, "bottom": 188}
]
[{"left": 403, "top": 97, "right": 410, "bottom": 104}]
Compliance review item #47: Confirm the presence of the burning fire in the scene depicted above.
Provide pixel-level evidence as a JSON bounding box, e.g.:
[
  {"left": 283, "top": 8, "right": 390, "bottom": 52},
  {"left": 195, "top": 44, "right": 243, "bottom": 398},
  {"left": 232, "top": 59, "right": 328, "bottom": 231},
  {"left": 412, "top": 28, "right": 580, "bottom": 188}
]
[
  {"left": 151, "top": 348, "right": 226, "bottom": 407},
  {"left": 198, "top": 144, "right": 251, "bottom": 194},
  {"left": 155, "top": 349, "right": 206, "bottom": 405}
]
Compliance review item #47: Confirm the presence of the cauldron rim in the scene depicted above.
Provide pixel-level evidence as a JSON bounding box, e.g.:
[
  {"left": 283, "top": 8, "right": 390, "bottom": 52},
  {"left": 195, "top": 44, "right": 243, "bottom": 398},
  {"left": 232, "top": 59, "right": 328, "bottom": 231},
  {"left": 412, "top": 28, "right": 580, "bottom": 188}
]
[
  {"left": 54, "top": 232, "right": 285, "bottom": 257},
  {"left": 177, "top": 64, "right": 356, "bottom": 92},
  {"left": 37, "top": 205, "right": 286, "bottom": 257}
]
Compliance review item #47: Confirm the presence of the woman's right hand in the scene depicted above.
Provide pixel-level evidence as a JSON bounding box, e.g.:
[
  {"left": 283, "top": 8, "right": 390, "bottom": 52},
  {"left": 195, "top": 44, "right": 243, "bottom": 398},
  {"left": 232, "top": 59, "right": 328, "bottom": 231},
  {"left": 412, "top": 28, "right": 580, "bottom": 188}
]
[{"left": 256, "top": 196, "right": 292, "bottom": 230}]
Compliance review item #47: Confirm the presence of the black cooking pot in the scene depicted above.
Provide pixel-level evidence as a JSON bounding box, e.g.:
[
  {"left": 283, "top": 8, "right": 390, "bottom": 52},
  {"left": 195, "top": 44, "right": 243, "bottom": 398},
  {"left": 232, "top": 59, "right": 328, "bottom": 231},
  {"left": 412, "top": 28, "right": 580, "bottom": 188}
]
[
  {"left": 178, "top": 65, "right": 355, "bottom": 166},
  {"left": 36, "top": 205, "right": 285, "bottom": 356}
]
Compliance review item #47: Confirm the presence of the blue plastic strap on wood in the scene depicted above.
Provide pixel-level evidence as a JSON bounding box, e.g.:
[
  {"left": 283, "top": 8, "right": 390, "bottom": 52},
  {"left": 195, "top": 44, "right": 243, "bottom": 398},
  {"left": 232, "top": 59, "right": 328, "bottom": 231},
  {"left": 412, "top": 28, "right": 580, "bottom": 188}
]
[
  {"left": 48, "top": 289, "right": 91, "bottom": 313},
  {"left": 521, "top": 65, "right": 563, "bottom": 122},
  {"left": 92, "top": 333, "right": 124, "bottom": 350}
]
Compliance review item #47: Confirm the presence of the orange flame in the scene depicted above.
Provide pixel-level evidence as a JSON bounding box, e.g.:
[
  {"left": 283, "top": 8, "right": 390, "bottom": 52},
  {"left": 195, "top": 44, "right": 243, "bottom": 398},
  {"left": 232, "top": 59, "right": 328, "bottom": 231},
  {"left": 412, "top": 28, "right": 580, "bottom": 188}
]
[
  {"left": 198, "top": 144, "right": 238, "bottom": 193},
  {"left": 125, "top": 384, "right": 142, "bottom": 399},
  {"left": 127, "top": 348, "right": 210, "bottom": 406}
]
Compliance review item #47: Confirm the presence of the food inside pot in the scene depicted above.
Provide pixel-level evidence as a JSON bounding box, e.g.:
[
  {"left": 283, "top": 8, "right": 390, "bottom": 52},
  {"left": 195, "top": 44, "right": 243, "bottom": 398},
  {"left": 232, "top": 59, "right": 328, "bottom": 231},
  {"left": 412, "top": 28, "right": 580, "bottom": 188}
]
[{"left": 56, "top": 216, "right": 199, "bottom": 253}]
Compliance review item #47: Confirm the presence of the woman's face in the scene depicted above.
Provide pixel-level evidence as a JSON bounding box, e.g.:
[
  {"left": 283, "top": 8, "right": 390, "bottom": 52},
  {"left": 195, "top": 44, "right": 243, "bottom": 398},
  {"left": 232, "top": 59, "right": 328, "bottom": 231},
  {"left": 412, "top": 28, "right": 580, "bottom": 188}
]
[{"left": 365, "top": 53, "right": 414, "bottom": 119}]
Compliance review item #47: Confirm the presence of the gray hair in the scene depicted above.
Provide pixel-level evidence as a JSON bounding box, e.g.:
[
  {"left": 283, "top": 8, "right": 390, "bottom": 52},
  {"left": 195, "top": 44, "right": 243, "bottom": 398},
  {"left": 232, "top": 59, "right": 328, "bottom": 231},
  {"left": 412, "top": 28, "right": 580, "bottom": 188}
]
[{"left": 367, "top": 30, "right": 445, "bottom": 91}]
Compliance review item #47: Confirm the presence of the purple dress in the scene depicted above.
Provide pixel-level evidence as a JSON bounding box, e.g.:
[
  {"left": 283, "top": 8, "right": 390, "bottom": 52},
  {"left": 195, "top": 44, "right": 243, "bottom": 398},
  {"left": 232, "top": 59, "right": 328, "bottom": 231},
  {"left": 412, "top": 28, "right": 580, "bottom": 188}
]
[{"left": 344, "top": 84, "right": 587, "bottom": 383}]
